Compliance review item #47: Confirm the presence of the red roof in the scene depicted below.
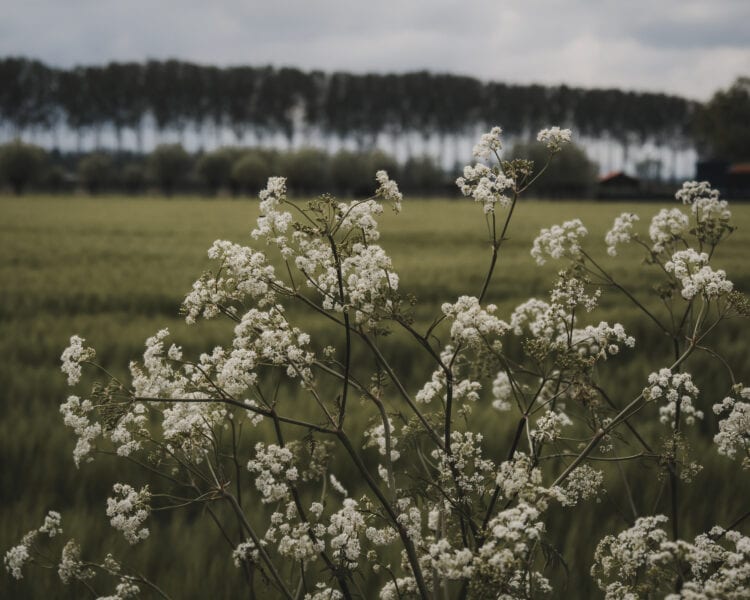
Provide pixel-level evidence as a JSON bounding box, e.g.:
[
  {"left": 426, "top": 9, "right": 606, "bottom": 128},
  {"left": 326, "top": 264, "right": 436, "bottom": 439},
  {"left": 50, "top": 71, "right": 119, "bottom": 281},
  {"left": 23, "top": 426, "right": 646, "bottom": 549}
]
[
  {"left": 728, "top": 163, "right": 750, "bottom": 175},
  {"left": 599, "top": 171, "right": 638, "bottom": 184}
]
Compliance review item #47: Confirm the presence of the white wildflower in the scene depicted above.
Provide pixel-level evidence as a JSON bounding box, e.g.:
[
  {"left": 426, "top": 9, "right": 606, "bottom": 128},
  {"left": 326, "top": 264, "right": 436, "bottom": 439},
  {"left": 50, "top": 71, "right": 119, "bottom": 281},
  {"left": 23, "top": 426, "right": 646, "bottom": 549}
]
[
  {"left": 441, "top": 296, "right": 509, "bottom": 349},
  {"left": 60, "top": 335, "right": 95, "bottom": 386},
  {"left": 644, "top": 368, "right": 703, "bottom": 427},
  {"left": 232, "top": 540, "right": 259, "bottom": 567},
  {"left": 4, "top": 542, "right": 31, "bottom": 580},
  {"left": 58, "top": 539, "right": 93, "bottom": 584},
  {"left": 537, "top": 126, "right": 572, "bottom": 152},
  {"left": 39, "top": 511, "right": 63, "bottom": 537},
  {"left": 375, "top": 170, "right": 403, "bottom": 213},
  {"left": 327, "top": 498, "right": 365, "bottom": 568},
  {"left": 665, "top": 249, "right": 733, "bottom": 300},
  {"left": 329, "top": 474, "right": 348, "bottom": 496},
  {"left": 649, "top": 208, "right": 689, "bottom": 253},
  {"left": 456, "top": 162, "right": 514, "bottom": 213},
  {"left": 531, "top": 219, "right": 587, "bottom": 265},
  {"left": 605, "top": 212, "right": 639, "bottom": 256},
  {"left": 472, "top": 126, "right": 503, "bottom": 160},
  {"left": 97, "top": 580, "right": 140, "bottom": 600},
  {"left": 248, "top": 443, "right": 298, "bottom": 503},
  {"left": 182, "top": 240, "right": 279, "bottom": 324},
  {"left": 106, "top": 484, "right": 151, "bottom": 544},
  {"left": 713, "top": 387, "right": 750, "bottom": 466},
  {"left": 60, "top": 396, "right": 102, "bottom": 467}
]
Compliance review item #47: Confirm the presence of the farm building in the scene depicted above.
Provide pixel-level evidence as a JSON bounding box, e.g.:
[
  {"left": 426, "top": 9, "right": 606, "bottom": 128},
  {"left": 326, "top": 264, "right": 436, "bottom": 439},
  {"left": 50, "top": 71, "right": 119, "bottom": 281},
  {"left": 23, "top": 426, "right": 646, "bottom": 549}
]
[{"left": 597, "top": 171, "right": 641, "bottom": 199}]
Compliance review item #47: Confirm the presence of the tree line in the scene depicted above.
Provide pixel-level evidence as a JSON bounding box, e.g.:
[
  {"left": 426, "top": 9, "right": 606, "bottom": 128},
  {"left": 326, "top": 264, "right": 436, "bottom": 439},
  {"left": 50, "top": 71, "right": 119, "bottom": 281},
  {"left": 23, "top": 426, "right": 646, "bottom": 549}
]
[
  {"left": 0, "top": 57, "right": 698, "bottom": 158},
  {"left": 0, "top": 139, "right": 601, "bottom": 198}
]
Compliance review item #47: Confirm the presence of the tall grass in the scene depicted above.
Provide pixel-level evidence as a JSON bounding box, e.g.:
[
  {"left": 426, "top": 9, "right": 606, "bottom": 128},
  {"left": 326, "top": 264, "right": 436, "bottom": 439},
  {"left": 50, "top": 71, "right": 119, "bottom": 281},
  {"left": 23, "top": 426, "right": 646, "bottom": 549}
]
[{"left": 2, "top": 194, "right": 749, "bottom": 598}]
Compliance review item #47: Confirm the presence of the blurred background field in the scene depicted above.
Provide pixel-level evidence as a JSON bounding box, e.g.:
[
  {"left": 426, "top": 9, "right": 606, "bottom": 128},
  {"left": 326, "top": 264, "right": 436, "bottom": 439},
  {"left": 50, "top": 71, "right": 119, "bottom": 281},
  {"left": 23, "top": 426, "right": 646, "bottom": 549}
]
[{"left": 2, "top": 194, "right": 750, "bottom": 598}]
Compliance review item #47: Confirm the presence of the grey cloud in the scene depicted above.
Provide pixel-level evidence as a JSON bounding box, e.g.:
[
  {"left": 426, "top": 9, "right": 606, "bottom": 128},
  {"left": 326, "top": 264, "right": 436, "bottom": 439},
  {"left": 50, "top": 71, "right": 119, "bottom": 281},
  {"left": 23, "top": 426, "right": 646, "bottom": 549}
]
[{"left": 0, "top": 0, "right": 747, "bottom": 99}]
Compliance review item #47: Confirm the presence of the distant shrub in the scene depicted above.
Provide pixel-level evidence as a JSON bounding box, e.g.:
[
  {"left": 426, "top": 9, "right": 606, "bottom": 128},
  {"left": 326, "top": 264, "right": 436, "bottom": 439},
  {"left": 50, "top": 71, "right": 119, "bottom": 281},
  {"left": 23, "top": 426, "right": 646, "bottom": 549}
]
[
  {"left": 196, "top": 149, "right": 236, "bottom": 195},
  {"left": 513, "top": 140, "right": 598, "bottom": 197},
  {"left": 401, "top": 155, "right": 445, "bottom": 195},
  {"left": 121, "top": 164, "right": 146, "bottom": 194},
  {"left": 330, "top": 150, "right": 371, "bottom": 196},
  {"left": 0, "top": 140, "right": 46, "bottom": 195},
  {"left": 78, "top": 153, "right": 114, "bottom": 195},
  {"left": 281, "top": 148, "right": 330, "bottom": 194},
  {"left": 231, "top": 151, "right": 273, "bottom": 196},
  {"left": 148, "top": 144, "right": 191, "bottom": 196},
  {"left": 41, "top": 165, "right": 69, "bottom": 193},
  {"left": 368, "top": 149, "right": 399, "bottom": 179}
]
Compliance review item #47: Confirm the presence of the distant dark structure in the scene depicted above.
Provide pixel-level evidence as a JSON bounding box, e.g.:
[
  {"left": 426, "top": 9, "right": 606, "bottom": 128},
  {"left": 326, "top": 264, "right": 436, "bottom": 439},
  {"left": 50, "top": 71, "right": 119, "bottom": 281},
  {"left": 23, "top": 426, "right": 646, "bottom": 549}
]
[
  {"left": 728, "top": 163, "right": 750, "bottom": 199},
  {"left": 597, "top": 171, "right": 640, "bottom": 199},
  {"left": 695, "top": 161, "right": 750, "bottom": 199}
]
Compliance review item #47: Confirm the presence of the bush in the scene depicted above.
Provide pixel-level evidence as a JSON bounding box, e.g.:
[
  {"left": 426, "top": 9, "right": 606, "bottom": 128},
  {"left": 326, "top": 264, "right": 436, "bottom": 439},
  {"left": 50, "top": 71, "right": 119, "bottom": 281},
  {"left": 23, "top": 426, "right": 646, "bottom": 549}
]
[
  {"left": 330, "top": 150, "right": 372, "bottom": 196},
  {"left": 401, "top": 155, "right": 445, "bottom": 195},
  {"left": 196, "top": 149, "right": 236, "bottom": 195},
  {"left": 281, "top": 147, "right": 330, "bottom": 194},
  {"left": 41, "top": 166, "right": 69, "bottom": 193},
  {"left": 148, "top": 144, "right": 191, "bottom": 196},
  {"left": 77, "top": 153, "right": 114, "bottom": 195},
  {"left": 231, "top": 151, "right": 273, "bottom": 196},
  {"left": 0, "top": 140, "right": 46, "bottom": 195},
  {"left": 513, "top": 140, "right": 598, "bottom": 197},
  {"left": 120, "top": 164, "right": 146, "bottom": 194}
]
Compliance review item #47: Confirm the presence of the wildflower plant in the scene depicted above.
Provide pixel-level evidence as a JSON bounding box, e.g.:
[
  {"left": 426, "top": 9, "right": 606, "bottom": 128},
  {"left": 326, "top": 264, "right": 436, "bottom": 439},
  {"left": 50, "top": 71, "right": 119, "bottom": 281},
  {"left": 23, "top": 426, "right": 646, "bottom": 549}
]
[{"left": 6, "top": 127, "right": 750, "bottom": 599}]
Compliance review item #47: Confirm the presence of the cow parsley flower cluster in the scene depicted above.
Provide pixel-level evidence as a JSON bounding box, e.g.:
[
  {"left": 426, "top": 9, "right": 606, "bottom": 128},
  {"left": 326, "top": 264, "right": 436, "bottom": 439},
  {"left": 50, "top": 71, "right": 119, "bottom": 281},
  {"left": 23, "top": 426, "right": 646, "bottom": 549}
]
[
  {"left": 247, "top": 443, "right": 299, "bottom": 503},
  {"left": 232, "top": 305, "right": 314, "bottom": 382},
  {"left": 232, "top": 540, "right": 259, "bottom": 567},
  {"left": 182, "top": 240, "right": 279, "bottom": 323},
  {"left": 59, "top": 395, "right": 101, "bottom": 467},
  {"left": 644, "top": 368, "right": 703, "bottom": 427},
  {"left": 431, "top": 431, "right": 496, "bottom": 496},
  {"left": 472, "top": 126, "right": 503, "bottom": 159},
  {"left": 558, "top": 464, "right": 604, "bottom": 507},
  {"left": 531, "top": 219, "right": 588, "bottom": 265},
  {"left": 374, "top": 170, "right": 403, "bottom": 213},
  {"left": 105, "top": 484, "right": 151, "bottom": 545},
  {"left": 713, "top": 386, "right": 750, "bottom": 468},
  {"left": 252, "top": 176, "right": 294, "bottom": 255},
  {"left": 593, "top": 516, "right": 750, "bottom": 598},
  {"left": 605, "top": 212, "right": 639, "bottom": 256},
  {"left": 455, "top": 163, "right": 514, "bottom": 213},
  {"left": 98, "top": 580, "right": 140, "bottom": 600},
  {"left": 665, "top": 249, "right": 733, "bottom": 300},
  {"left": 364, "top": 419, "right": 401, "bottom": 462},
  {"left": 57, "top": 539, "right": 92, "bottom": 584},
  {"left": 569, "top": 322, "right": 635, "bottom": 359},
  {"left": 60, "top": 335, "right": 96, "bottom": 386},
  {"left": 676, "top": 180, "right": 733, "bottom": 245},
  {"left": 4, "top": 511, "right": 63, "bottom": 579},
  {"left": 531, "top": 409, "right": 572, "bottom": 443},
  {"left": 536, "top": 126, "right": 572, "bottom": 152},
  {"left": 473, "top": 503, "right": 552, "bottom": 596},
  {"left": 440, "top": 296, "right": 509, "bottom": 349},
  {"left": 416, "top": 345, "right": 482, "bottom": 408},
  {"left": 327, "top": 499, "right": 366, "bottom": 569},
  {"left": 649, "top": 207, "right": 689, "bottom": 253}
]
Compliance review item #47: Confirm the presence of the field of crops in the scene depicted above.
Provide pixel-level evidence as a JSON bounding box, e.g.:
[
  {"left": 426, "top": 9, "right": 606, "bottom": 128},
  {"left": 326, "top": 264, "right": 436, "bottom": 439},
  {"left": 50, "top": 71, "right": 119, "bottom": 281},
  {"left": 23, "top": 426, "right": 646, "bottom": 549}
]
[{"left": 2, "top": 194, "right": 750, "bottom": 598}]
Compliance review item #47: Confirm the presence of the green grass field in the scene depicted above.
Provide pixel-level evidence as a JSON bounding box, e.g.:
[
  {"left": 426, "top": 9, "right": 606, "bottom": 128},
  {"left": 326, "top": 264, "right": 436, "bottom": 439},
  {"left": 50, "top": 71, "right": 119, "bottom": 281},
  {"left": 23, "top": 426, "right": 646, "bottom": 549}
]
[{"left": 2, "top": 194, "right": 750, "bottom": 598}]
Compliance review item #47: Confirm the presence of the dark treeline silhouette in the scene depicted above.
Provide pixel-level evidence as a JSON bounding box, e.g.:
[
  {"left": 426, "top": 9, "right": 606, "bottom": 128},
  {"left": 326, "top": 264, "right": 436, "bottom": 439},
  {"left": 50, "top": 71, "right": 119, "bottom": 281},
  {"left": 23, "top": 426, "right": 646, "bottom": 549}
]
[
  {"left": 0, "top": 57, "right": 697, "bottom": 162},
  {"left": 0, "top": 139, "right": 605, "bottom": 198}
]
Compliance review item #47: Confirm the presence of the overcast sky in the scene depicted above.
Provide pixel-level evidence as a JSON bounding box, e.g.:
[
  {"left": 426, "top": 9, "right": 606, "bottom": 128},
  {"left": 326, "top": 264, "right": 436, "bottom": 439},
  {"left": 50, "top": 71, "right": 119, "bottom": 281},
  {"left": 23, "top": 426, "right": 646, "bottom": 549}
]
[{"left": 1, "top": 0, "right": 748, "bottom": 100}]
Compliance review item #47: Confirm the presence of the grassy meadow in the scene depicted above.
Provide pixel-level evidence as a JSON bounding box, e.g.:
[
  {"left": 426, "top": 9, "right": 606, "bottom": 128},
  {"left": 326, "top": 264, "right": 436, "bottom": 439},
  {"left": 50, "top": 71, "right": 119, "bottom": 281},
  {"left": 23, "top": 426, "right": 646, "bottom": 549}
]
[{"left": 2, "top": 194, "right": 750, "bottom": 598}]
